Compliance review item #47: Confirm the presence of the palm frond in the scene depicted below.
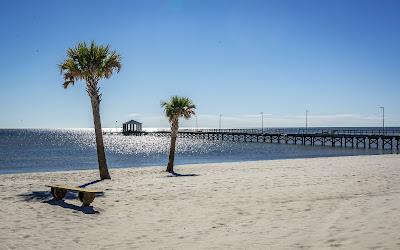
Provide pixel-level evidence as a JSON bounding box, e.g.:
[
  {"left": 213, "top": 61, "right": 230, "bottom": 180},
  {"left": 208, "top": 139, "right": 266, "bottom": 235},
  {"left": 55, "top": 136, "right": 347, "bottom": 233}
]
[
  {"left": 59, "top": 41, "right": 122, "bottom": 92},
  {"left": 161, "top": 96, "right": 196, "bottom": 122}
]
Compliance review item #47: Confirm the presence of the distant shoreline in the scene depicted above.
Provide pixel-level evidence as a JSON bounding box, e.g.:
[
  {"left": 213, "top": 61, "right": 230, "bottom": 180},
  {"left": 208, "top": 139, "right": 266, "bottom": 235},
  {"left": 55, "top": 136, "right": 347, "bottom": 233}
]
[
  {"left": 0, "top": 153, "right": 388, "bottom": 176},
  {"left": 1, "top": 126, "right": 400, "bottom": 130}
]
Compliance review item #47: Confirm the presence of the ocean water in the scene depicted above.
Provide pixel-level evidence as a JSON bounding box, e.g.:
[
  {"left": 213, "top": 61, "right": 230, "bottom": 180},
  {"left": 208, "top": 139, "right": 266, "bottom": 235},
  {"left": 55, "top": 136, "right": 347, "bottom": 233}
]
[{"left": 0, "top": 128, "right": 392, "bottom": 174}]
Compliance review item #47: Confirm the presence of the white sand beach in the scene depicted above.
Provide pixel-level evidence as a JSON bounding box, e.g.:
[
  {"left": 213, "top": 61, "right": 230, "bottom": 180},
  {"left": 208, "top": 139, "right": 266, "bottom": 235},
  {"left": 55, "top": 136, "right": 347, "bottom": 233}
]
[{"left": 1, "top": 154, "right": 400, "bottom": 249}]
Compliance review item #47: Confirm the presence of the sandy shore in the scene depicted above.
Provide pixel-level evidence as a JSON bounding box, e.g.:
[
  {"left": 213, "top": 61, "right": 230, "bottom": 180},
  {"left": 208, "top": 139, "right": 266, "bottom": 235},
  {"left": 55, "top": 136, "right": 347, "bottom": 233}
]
[{"left": 1, "top": 154, "right": 400, "bottom": 249}]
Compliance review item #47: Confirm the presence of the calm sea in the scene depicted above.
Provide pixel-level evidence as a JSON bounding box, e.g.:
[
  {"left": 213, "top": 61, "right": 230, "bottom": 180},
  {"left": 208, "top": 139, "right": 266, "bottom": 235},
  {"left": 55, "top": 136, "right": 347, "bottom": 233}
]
[{"left": 0, "top": 128, "right": 393, "bottom": 174}]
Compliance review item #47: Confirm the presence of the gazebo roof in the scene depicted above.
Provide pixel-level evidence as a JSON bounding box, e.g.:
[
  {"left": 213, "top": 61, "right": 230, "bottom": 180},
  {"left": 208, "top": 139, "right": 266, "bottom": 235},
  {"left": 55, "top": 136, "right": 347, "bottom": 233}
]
[{"left": 123, "top": 120, "right": 142, "bottom": 125}]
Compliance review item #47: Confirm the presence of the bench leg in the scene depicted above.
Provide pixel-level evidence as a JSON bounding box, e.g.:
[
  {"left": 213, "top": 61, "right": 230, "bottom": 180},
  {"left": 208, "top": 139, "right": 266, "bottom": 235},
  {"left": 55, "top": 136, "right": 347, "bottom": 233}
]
[
  {"left": 51, "top": 187, "right": 67, "bottom": 200},
  {"left": 79, "top": 192, "right": 95, "bottom": 206}
]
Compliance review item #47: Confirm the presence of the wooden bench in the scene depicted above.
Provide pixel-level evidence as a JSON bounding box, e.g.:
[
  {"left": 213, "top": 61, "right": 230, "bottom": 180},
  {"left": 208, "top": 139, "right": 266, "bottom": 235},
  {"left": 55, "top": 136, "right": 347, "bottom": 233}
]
[{"left": 47, "top": 185, "right": 103, "bottom": 206}]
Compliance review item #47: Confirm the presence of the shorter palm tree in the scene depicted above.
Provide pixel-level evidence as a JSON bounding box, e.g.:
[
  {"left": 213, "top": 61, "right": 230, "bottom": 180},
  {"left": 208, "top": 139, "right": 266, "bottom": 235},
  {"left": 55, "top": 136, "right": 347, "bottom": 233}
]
[{"left": 161, "top": 96, "right": 196, "bottom": 173}]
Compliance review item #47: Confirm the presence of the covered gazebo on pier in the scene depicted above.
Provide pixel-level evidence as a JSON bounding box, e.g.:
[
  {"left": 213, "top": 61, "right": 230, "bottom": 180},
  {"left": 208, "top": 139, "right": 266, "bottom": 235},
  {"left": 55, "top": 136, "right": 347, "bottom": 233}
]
[{"left": 123, "top": 120, "right": 143, "bottom": 133}]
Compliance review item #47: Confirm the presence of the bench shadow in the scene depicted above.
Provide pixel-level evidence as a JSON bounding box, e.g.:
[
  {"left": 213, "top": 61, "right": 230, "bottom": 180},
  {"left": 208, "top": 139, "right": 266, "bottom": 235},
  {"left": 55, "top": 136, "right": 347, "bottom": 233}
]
[
  {"left": 18, "top": 191, "right": 101, "bottom": 214},
  {"left": 44, "top": 199, "right": 99, "bottom": 214},
  {"left": 18, "top": 190, "right": 77, "bottom": 202},
  {"left": 166, "top": 172, "right": 199, "bottom": 177},
  {"left": 18, "top": 179, "right": 105, "bottom": 214}
]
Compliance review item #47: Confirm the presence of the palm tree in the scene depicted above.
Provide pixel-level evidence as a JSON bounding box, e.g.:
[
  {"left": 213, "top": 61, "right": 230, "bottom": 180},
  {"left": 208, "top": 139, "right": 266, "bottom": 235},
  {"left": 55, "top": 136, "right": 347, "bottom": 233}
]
[
  {"left": 59, "top": 41, "right": 122, "bottom": 180},
  {"left": 161, "top": 96, "right": 196, "bottom": 173}
]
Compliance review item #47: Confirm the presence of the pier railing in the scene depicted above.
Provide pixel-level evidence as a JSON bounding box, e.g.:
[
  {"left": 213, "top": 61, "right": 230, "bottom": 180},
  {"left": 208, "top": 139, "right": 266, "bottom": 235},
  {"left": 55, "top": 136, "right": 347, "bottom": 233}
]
[
  {"left": 295, "top": 129, "right": 400, "bottom": 136},
  {"left": 154, "top": 128, "right": 400, "bottom": 136},
  {"left": 120, "top": 128, "right": 400, "bottom": 150}
]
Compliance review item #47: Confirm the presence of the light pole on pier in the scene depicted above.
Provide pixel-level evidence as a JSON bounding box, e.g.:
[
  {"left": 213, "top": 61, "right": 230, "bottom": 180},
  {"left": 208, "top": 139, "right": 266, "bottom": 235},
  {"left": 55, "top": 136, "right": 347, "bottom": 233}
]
[
  {"left": 306, "top": 110, "right": 309, "bottom": 133},
  {"left": 219, "top": 114, "right": 222, "bottom": 131},
  {"left": 379, "top": 106, "right": 385, "bottom": 134},
  {"left": 260, "top": 112, "right": 264, "bottom": 133},
  {"left": 115, "top": 121, "right": 118, "bottom": 133}
]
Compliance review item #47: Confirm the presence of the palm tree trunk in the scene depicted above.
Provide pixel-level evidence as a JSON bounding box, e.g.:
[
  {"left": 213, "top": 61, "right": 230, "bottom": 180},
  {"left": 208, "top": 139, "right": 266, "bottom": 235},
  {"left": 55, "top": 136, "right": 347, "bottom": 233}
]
[
  {"left": 90, "top": 95, "right": 111, "bottom": 180},
  {"left": 167, "top": 119, "right": 179, "bottom": 173}
]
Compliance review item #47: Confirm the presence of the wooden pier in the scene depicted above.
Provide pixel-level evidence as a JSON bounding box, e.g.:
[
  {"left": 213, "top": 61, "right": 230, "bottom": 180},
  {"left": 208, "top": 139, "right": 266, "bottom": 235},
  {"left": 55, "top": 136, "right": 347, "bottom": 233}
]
[{"left": 117, "top": 128, "right": 400, "bottom": 151}]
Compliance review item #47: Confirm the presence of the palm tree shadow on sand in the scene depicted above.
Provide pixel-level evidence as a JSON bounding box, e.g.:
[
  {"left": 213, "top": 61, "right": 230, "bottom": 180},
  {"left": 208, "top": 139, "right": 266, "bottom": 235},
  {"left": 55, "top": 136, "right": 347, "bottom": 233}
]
[
  {"left": 78, "top": 179, "right": 103, "bottom": 188},
  {"left": 18, "top": 179, "right": 104, "bottom": 214},
  {"left": 166, "top": 172, "right": 199, "bottom": 177}
]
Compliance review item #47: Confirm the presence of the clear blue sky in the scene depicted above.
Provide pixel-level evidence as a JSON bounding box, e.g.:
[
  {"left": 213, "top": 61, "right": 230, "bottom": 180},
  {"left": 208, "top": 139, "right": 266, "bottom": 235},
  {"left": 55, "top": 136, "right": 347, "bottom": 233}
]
[{"left": 1, "top": 0, "right": 399, "bottom": 128}]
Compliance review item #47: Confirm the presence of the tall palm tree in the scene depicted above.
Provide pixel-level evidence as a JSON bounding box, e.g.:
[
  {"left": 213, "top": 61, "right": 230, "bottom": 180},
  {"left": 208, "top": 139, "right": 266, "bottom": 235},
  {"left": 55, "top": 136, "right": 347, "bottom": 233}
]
[
  {"left": 59, "top": 41, "right": 122, "bottom": 180},
  {"left": 161, "top": 96, "right": 196, "bottom": 173}
]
